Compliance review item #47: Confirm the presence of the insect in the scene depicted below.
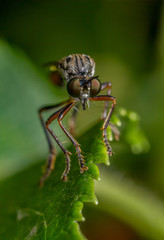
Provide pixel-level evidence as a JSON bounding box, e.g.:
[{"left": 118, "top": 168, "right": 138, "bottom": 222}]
[{"left": 38, "top": 54, "right": 117, "bottom": 186}]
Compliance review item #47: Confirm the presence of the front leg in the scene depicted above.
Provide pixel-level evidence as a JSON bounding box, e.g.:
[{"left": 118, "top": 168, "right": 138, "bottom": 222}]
[
  {"left": 101, "top": 82, "right": 112, "bottom": 120},
  {"left": 38, "top": 101, "right": 69, "bottom": 186},
  {"left": 100, "top": 82, "right": 120, "bottom": 141},
  {"left": 90, "top": 95, "right": 116, "bottom": 156},
  {"left": 58, "top": 103, "right": 88, "bottom": 174}
]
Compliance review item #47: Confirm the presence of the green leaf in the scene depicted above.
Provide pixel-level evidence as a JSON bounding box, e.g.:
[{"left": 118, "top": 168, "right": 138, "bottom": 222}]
[
  {"left": 0, "top": 39, "right": 111, "bottom": 239},
  {"left": 0, "top": 116, "right": 162, "bottom": 240},
  {"left": 0, "top": 121, "right": 108, "bottom": 240}
]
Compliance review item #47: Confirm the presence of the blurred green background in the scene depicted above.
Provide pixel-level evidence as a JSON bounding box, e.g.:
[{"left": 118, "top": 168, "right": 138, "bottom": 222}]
[{"left": 0, "top": 0, "right": 164, "bottom": 239}]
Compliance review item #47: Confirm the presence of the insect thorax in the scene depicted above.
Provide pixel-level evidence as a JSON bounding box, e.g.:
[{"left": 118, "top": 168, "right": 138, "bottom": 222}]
[{"left": 58, "top": 54, "right": 95, "bottom": 82}]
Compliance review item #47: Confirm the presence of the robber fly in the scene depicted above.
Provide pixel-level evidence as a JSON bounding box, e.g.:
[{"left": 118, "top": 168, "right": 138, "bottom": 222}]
[{"left": 38, "top": 54, "right": 117, "bottom": 186}]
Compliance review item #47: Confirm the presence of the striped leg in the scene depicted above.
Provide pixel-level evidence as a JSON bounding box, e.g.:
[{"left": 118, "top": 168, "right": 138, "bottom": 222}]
[
  {"left": 38, "top": 100, "right": 70, "bottom": 186},
  {"left": 90, "top": 95, "right": 116, "bottom": 156},
  {"left": 58, "top": 102, "right": 88, "bottom": 175}
]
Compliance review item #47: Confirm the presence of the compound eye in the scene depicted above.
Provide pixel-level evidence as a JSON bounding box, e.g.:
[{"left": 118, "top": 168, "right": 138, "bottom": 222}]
[
  {"left": 90, "top": 78, "right": 101, "bottom": 97},
  {"left": 67, "top": 78, "right": 80, "bottom": 98}
]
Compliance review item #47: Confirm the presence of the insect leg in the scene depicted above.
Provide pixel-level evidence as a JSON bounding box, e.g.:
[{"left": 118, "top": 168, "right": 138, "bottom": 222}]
[
  {"left": 100, "top": 82, "right": 112, "bottom": 119},
  {"left": 38, "top": 101, "right": 69, "bottom": 186},
  {"left": 100, "top": 83, "right": 120, "bottom": 140},
  {"left": 45, "top": 103, "right": 76, "bottom": 181},
  {"left": 58, "top": 102, "right": 88, "bottom": 174},
  {"left": 68, "top": 102, "right": 80, "bottom": 136},
  {"left": 90, "top": 95, "right": 116, "bottom": 156}
]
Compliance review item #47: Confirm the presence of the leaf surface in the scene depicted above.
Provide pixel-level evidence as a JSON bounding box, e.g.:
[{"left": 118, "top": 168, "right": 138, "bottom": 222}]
[{"left": 0, "top": 121, "right": 108, "bottom": 240}]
